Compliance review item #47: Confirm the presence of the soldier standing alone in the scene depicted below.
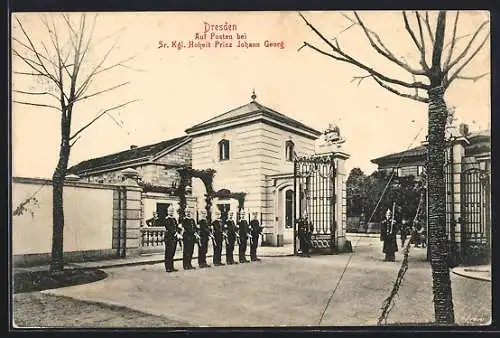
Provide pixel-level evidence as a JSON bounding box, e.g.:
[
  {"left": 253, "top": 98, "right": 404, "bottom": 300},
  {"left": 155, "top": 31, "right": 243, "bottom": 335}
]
[
  {"left": 197, "top": 210, "right": 211, "bottom": 268},
  {"left": 297, "top": 213, "right": 311, "bottom": 257},
  {"left": 212, "top": 210, "right": 225, "bottom": 266},
  {"left": 182, "top": 209, "right": 197, "bottom": 270},
  {"left": 225, "top": 211, "right": 238, "bottom": 265},
  {"left": 249, "top": 212, "right": 262, "bottom": 262},
  {"left": 164, "top": 206, "right": 179, "bottom": 273},
  {"left": 380, "top": 208, "right": 399, "bottom": 262},
  {"left": 238, "top": 210, "right": 250, "bottom": 263}
]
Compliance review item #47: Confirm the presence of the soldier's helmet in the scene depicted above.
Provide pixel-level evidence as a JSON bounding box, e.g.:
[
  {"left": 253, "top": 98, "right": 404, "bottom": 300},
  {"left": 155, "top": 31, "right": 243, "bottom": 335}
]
[
  {"left": 239, "top": 210, "right": 246, "bottom": 218},
  {"left": 229, "top": 211, "right": 234, "bottom": 219},
  {"left": 167, "top": 205, "right": 175, "bottom": 216},
  {"left": 185, "top": 209, "right": 192, "bottom": 217},
  {"left": 385, "top": 209, "right": 392, "bottom": 218},
  {"left": 303, "top": 211, "right": 308, "bottom": 219}
]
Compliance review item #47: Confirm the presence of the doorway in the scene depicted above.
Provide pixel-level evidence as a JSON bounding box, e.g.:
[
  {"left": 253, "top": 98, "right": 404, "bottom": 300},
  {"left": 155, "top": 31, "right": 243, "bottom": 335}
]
[
  {"left": 156, "top": 203, "right": 171, "bottom": 219},
  {"left": 285, "top": 189, "right": 294, "bottom": 228}
]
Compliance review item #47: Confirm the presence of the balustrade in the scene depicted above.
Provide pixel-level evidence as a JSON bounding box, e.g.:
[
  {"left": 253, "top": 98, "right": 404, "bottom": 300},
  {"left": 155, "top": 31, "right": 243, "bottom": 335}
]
[{"left": 140, "top": 226, "right": 166, "bottom": 247}]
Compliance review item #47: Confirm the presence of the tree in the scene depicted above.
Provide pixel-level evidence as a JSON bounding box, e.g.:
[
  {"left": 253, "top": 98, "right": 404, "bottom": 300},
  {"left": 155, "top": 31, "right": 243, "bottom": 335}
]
[
  {"left": 346, "top": 167, "right": 367, "bottom": 216},
  {"left": 299, "top": 11, "right": 489, "bottom": 324},
  {"left": 12, "top": 14, "right": 140, "bottom": 272},
  {"left": 361, "top": 170, "right": 423, "bottom": 222}
]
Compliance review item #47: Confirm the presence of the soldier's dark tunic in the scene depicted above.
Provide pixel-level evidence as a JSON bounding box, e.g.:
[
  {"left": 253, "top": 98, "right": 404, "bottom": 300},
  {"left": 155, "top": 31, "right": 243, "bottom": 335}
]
[
  {"left": 197, "top": 219, "right": 210, "bottom": 267},
  {"left": 238, "top": 219, "right": 250, "bottom": 263},
  {"left": 164, "top": 216, "right": 178, "bottom": 272},
  {"left": 182, "top": 216, "right": 196, "bottom": 269},
  {"left": 249, "top": 219, "right": 262, "bottom": 261},
  {"left": 212, "top": 220, "right": 224, "bottom": 266},
  {"left": 225, "top": 220, "right": 237, "bottom": 264},
  {"left": 297, "top": 218, "right": 310, "bottom": 256},
  {"left": 380, "top": 217, "right": 399, "bottom": 261}
]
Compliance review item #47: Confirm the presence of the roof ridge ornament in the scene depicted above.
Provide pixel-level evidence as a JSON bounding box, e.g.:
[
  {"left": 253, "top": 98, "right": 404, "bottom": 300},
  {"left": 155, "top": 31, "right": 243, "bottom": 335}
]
[{"left": 251, "top": 89, "right": 257, "bottom": 102}]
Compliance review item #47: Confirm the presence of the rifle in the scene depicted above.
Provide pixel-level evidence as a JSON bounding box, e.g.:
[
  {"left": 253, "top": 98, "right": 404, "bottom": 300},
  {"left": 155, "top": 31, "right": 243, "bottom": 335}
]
[
  {"left": 390, "top": 202, "right": 396, "bottom": 235},
  {"left": 209, "top": 231, "right": 217, "bottom": 248},
  {"left": 176, "top": 232, "right": 183, "bottom": 250},
  {"left": 194, "top": 232, "right": 201, "bottom": 247}
]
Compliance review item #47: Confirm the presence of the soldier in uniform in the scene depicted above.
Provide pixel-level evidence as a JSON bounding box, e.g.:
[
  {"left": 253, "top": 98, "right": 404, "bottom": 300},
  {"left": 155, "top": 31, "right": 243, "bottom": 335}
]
[
  {"left": 238, "top": 210, "right": 250, "bottom": 263},
  {"left": 380, "top": 208, "right": 399, "bottom": 261},
  {"left": 249, "top": 212, "right": 262, "bottom": 262},
  {"left": 145, "top": 212, "right": 160, "bottom": 227},
  {"left": 197, "top": 210, "right": 211, "bottom": 268},
  {"left": 182, "top": 209, "right": 197, "bottom": 270},
  {"left": 225, "top": 211, "right": 238, "bottom": 265},
  {"left": 212, "top": 210, "right": 225, "bottom": 266},
  {"left": 297, "top": 212, "right": 312, "bottom": 257},
  {"left": 164, "top": 206, "right": 179, "bottom": 272}
]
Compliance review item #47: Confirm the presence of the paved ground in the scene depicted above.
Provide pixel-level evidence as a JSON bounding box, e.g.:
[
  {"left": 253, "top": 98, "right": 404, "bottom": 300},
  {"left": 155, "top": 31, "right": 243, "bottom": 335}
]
[{"left": 13, "top": 236, "right": 491, "bottom": 327}]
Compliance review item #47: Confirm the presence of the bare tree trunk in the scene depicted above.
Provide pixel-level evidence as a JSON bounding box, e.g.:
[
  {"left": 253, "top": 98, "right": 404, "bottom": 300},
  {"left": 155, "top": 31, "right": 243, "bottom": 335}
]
[
  {"left": 427, "top": 85, "right": 455, "bottom": 324},
  {"left": 50, "top": 116, "right": 71, "bottom": 272}
]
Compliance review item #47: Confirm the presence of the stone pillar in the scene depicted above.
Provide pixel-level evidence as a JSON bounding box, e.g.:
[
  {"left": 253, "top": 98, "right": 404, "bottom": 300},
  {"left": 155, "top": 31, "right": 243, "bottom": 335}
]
[
  {"left": 333, "top": 152, "right": 351, "bottom": 253},
  {"left": 120, "top": 168, "right": 143, "bottom": 258},
  {"left": 450, "top": 137, "right": 468, "bottom": 262}
]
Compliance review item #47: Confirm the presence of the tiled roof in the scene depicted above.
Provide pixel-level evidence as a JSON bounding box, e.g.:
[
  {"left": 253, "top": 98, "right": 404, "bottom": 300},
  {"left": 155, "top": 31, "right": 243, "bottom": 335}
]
[
  {"left": 68, "top": 135, "right": 191, "bottom": 175},
  {"left": 185, "top": 100, "right": 321, "bottom": 137},
  {"left": 371, "top": 145, "right": 427, "bottom": 164},
  {"left": 371, "top": 130, "right": 491, "bottom": 165}
]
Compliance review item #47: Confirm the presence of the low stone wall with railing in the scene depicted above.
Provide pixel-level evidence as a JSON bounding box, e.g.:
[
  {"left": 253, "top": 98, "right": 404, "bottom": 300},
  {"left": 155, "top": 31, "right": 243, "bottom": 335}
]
[{"left": 140, "top": 227, "right": 166, "bottom": 251}]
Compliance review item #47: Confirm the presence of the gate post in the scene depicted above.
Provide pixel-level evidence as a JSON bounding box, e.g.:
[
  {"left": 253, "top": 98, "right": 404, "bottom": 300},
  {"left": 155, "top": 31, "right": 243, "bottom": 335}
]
[
  {"left": 450, "top": 137, "right": 467, "bottom": 264},
  {"left": 332, "top": 152, "right": 352, "bottom": 253},
  {"left": 120, "top": 168, "right": 143, "bottom": 258}
]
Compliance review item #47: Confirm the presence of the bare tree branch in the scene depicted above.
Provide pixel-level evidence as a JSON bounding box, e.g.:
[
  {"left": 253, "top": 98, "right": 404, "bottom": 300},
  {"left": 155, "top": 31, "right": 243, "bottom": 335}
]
[
  {"left": 402, "top": 12, "right": 423, "bottom": 53},
  {"left": 454, "top": 72, "right": 489, "bottom": 82},
  {"left": 14, "top": 16, "right": 60, "bottom": 86},
  {"left": 13, "top": 100, "right": 61, "bottom": 111},
  {"left": 446, "top": 30, "right": 490, "bottom": 87},
  {"left": 424, "top": 11, "right": 435, "bottom": 45},
  {"left": 69, "top": 135, "right": 81, "bottom": 148},
  {"left": 299, "top": 12, "right": 429, "bottom": 90},
  {"left": 69, "top": 99, "right": 140, "bottom": 141},
  {"left": 371, "top": 75, "right": 429, "bottom": 103},
  {"left": 13, "top": 71, "right": 46, "bottom": 76},
  {"left": 445, "top": 20, "right": 490, "bottom": 72},
  {"left": 73, "top": 40, "right": 119, "bottom": 98},
  {"left": 414, "top": 11, "right": 429, "bottom": 70},
  {"left": 443, "top": 11, "right": 460, "bottom": 72},
  {"left": 13, "top": 89, "right": 60, "bottom": 100},
  {"left": 71, "top": 81, "right": 130, "bottom": 104},
  {"left": 350, "top": 74, "right": 372, "bottom": 87},
  {"left": 353, "top": 11, "right": 426, "bottom": 76}
]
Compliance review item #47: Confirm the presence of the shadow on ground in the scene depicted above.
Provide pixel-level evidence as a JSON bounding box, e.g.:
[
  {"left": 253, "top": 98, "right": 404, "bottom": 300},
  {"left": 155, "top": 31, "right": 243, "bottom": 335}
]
[{"left": 13, "top": 269, "right": 108, "bottom": 294}]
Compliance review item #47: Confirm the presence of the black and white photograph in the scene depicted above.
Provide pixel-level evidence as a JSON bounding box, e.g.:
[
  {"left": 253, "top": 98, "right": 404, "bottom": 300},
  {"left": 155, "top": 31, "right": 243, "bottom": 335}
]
[{"left": 10, "top": 10, "right": 491, "bottom": 328}]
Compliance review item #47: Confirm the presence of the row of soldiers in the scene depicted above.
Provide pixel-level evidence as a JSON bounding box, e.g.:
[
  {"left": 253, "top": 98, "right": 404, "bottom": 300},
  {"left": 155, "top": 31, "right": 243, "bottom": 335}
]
[{"left": 147, "top": 207, "right": 263, "bottom": 272}]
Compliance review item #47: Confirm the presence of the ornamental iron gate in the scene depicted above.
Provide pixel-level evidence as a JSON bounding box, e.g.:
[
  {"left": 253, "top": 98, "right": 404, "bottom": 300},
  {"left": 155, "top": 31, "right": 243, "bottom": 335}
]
[
  {"left": 461, "top": 168, "right": 490, "bottom": 261},
  {"left": 293, "top": 155, "right": 336, "bottom": 254}
]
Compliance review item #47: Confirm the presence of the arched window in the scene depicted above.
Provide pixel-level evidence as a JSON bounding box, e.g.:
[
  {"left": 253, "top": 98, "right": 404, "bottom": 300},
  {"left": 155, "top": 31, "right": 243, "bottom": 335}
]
[
  {"left": 285, "top": 140, "right": 294, "bottom": 162},
  {"left": 219, "top": 139, "right": 230, "bottom": 161}
]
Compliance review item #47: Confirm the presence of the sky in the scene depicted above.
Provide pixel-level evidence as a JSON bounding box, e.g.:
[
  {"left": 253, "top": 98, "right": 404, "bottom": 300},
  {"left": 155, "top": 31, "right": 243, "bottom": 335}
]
[{"left": 11, "top": 11, "right": 490, "bottom": 179}]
